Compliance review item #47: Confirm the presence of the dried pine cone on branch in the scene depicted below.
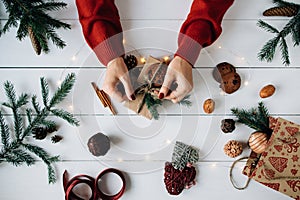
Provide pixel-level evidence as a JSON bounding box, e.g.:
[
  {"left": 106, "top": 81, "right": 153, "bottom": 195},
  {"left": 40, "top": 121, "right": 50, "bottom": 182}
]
[{"left": 263, "top": 6, "right": 299, "bottom": 17}]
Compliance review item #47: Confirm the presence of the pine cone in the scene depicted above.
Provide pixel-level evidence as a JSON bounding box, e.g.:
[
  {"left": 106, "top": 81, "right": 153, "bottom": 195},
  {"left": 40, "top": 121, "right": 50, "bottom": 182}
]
[
  {"left": 221, "top": 119, "right": 236, "bottom": 133},
  {"left": 123, "top": 55, "right": 138, "bottom": 70},
  {"left": 263, "top": 6, "right": 299, "bottom": 17},
  {"left": 51, "top": 135, "right": 63, "bottom": 143},
  {"left": 28, "top": 26, "right": 42, "bottom": 55},
  {"left": 224, "top": 140, "right": 243, "bottom": 158},
  {"left": 32, "top": 127, "right": 47, "bottom": 140}
]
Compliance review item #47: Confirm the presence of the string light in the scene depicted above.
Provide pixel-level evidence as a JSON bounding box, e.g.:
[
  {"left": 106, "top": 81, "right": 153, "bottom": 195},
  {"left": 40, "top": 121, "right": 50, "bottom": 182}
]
[
  {"left": 71, "top": 55, "right": 76, "bottom": 61},
  {"left": 57, "top": 80, "right": 62, "bottom": 86},
  {"left": 68, "top": 104, "right": 74, "bottom": 111},
  {"left": 122, "top": 39, "right": 126, "bottom": 44},
  {"left": 117, "top": 158, "right": 123, "bottom": 163},
  {"left": 210, "top": 163, "right": 217, "bottom": 168},
  {"left": 219, "top": 90, "right": 226, "bottom": 96},
  {"left": 140, "top": 57, "right": 146, "bottom": 64},
  {"left": 166, "top": 139, "right": 172, "bottom": 144},
  {"left": 244, "top": 81, "right": 249, "bottom": 86},
  {"left": 218, "top": 46, "right": 222, "bottom": 49},
  {"left": 163, "top": 56, "right": 170, "bottom": 62}
]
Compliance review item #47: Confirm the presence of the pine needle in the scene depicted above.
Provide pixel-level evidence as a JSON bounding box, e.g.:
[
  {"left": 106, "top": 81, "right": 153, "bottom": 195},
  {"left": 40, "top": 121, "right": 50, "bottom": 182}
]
[{"left": 0, "top": 73, "right": 79, "bottom": 184}]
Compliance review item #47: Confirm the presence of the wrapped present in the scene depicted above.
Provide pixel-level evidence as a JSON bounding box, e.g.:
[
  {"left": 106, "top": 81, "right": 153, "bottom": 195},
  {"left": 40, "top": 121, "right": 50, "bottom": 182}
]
[
  {"left": 124, "top": 56, "right": 168, "bottom": 120},
  {"left": 243, "top": 117, "right": 300, "bottom": 199}
]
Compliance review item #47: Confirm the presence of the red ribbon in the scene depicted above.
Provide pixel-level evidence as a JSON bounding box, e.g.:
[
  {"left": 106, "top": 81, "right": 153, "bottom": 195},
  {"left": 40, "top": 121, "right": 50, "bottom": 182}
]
[{"left": 63, "top": 168, "right": 126, "bottom": 200}]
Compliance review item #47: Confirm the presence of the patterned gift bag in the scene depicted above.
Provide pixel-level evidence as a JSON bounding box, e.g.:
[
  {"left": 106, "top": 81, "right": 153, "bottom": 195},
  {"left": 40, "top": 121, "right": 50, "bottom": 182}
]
[{"left": 243, "top": 117, "right": 300, "bottom": 199}]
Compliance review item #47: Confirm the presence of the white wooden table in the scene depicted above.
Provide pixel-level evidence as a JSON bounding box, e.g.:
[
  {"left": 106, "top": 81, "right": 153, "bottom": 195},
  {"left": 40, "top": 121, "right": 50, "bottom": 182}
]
[{"left": 0, "top": 0, "right": 299, "bottom": 199}]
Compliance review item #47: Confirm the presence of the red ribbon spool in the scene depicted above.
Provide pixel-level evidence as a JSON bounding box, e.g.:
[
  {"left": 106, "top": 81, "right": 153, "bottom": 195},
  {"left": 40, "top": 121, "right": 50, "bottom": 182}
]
[{"left": 63, "top": 168, "right": 126, "bottom": 200}]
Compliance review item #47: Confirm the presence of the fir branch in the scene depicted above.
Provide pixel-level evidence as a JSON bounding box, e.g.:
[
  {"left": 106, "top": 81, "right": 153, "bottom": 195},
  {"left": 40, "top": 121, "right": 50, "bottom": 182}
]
[
  {"left": 273, "top": 0, "right": 300, "bottom": 8},
  {"left": 178, "top": 95, "right": 192, "bottom": 107},
  {"left": 258, "top": 35, "right": 280, "bottom": 63},
  {"left": 257, "top": 1, "right": 300, "bottom": 66},
  {"left": 23, "top": 143, "right": 59, "bottom": 184},
  {"left": 145, "top": 93, "right": 162, "bottom": 120},
  {"left": 0, "top": 0, "right": 71, "bottom": 53},
  {"left": 40, "top": 77, "right": 49, "bottom": 108},
  {"left": 26, "top": 108, "right": 33, "bottom": 124},
  {"left": 0, "top": 73, "right": 79, "bottom": 184},
  {"left": 279, "top": 37, "right": 290, "bottom": 65},
  {"left": 231, "top": 102, "right": 273, "bottom": 136},
  {"left": 257, "top": 20, "right": 279, "bottom": 34},
  {"left": 8, "top": 149, "right": 35, "bottom": 166},
  {"left": 31, "top": 95, "right": 41, "bottom": 114},
  {"left": 50, "top": 109, "right": 79, "bottom": 126},
  {"left": 0, "top": 111, "right": 10, "bottom": 148},
  {"left": 49, "top": 73, "right": 76, "bottom": 107}
]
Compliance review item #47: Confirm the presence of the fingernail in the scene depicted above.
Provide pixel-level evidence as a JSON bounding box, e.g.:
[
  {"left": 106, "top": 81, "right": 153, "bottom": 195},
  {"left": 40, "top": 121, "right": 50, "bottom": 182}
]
[
  {"left": 159, "top": 93, "right": 164, "bottom": 99},
  {"left": 131, "top": 94, "right": 136, "bottom": 100}
]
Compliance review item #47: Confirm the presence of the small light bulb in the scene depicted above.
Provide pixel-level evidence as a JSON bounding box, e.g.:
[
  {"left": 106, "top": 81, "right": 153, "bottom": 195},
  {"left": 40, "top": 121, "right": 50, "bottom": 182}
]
[
  {"left": 57, "top": 80, "right": 62, "bottom": 86},
  {"left": 166, "top": 139, "right": 172, "bottom": 144},
  {"left": 218, "top": 46, "right": 222, "bottom": 49},
  {"left": 140, "top": 57, "right": 146, "bottom": 64},
  {"left": 71, "top": 55, "right": 76, "bottom": 61},
  {"left": 68, "top": 105, "right": 74, "bottom": 111},
  {"left": 211, "top": 163, "right": 217, "bottom": 168},
  {"left": 117, "top": 158, "right": 123, "bottom": 163},
  {"left": 220, "top": 90, "right": 226, "bottom": 96},
  {"left": 122, "top": 39, "right": 126, "bottom": 44},
  {"left": 244, "top": 81, "right": 249, "bottom": 86},
  {"left": 240, "top": 57, "right": 245, "bottom": 60},
  {"left": 163, "top": 56, "right": 169, "bottom": 62}
]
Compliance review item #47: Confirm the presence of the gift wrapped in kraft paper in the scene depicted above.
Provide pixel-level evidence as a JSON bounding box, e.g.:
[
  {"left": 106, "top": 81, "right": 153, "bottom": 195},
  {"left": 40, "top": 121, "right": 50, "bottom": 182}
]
[
  {"left": 243, "top": 117, "right": 300, "bottom": 199},
  {"left": 125, "top": 56, "right": 168, "bottom": 120}
]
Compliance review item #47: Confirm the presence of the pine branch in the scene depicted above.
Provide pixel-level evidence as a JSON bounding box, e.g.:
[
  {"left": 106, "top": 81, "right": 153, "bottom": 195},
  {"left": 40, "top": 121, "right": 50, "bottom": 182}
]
[
  {"left": 49, "top": 73, "right": 76, "bottom": 107},
  {"left": 23, "top": 143, "right": 59, "bottom": 184},
  {"left": 273, "top": 0, "right": 300, "bottom": 8},
  {"left": 279, "top": 37, "right": 290, "bottom": 65},
  {"left": 0, "top": 73, "right": 79, "bottom": 184},
  {"left": 178, "top": 95, "right": 192, "bottom": 107},
  {"left": 50, "top": 109, "right": 79, "bottom": 126},
  {"left": 258, "top": 35, "right": 280, "bottom": 62},
  {"left": 40, "top": 77, "right": 49, "bottom": 108},
  {"left": 0, "top": 0, "right": 71, "bottom": 53},
  {"left": 231, "top": 102, "right": 273, "bottom": 136},
  {"left": 257, "top": 1, "right": 300, "bottom": 66},
  {"left": 0, "top": 111, "right": 10, "bottom": 148},
  {"left": 145, "top": 93, "right": 162, "bottom": 120}
]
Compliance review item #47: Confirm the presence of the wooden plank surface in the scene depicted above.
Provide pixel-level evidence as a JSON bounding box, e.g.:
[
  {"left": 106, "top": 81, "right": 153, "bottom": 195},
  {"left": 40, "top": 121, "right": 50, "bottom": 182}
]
[{"left": 0, "top": 0, "right": 299, "bottom": 199}]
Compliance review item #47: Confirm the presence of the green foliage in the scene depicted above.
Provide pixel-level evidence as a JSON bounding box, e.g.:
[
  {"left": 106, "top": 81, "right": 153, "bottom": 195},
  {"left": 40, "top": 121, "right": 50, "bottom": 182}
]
[
  {"left": 172, "top": 141, "right": 199, "bottom": 171},
  {"left": 145, "top": 93, "right": 162, "bottom": 120},
  {"left": 0, "top": 73, "right": 79, "bottom": 184},
  {"left": 257, "top": 0, "right": 300, "bottom": 66},
  {"left": 231, "top": 102, "right": 273, "bottom": 136},
  {"left": 0, "top": 0, "right": 71, "bottom": 53}
]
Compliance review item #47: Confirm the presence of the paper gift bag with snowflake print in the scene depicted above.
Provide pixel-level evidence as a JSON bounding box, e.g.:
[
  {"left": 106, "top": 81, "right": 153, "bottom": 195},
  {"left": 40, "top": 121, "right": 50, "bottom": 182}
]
[{"left": 243, "top": 117, "right": 300, "bottom": 199}]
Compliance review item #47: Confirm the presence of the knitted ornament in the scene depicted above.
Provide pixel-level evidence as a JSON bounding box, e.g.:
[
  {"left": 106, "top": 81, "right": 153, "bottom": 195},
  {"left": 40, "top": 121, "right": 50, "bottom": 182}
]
[
  {"left": 28, "top": 26, "right": 42, "bottom": 55},
  {"left": 171, "top": 141, "right": 199, "bottom": 170},
  {"left": 123, "top": 54, "right": 138, "bottom": 70},
  {"left": 221, "top": 119, "right": 236, "bottom": 133},
  {"left": 164, "top": 141, "right": 199, "bottom": 195},
  {"left": 263, "top": 6, "right": 298, "bottom": 17},
  {"left": 164, "top": 162, "right": 196, "bottom": 195},
  {"left": 224, "top": 140, "right": 243, "bottom": 158}
]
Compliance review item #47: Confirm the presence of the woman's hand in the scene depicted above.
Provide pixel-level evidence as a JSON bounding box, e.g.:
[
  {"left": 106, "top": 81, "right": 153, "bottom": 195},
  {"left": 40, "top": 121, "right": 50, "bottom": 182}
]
[
  {"left": 159, "top": 56, "right": 193, "bottom": 103},
  {"left": 102, "top": 57, "right": 135, "bottom": 102}
]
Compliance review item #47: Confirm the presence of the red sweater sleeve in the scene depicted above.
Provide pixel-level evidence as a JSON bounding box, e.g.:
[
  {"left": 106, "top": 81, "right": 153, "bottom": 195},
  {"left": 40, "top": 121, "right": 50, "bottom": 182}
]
[
  {"left": 176, "top": 0, "right": 234, "bottom": 66},
  {"left": 76, "top": 0, "right": 124, "bottom": 66}
]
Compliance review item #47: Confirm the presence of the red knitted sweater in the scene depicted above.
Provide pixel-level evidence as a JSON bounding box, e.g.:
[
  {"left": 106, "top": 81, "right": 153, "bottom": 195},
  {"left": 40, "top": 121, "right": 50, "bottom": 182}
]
[{"left": 76, "top": 0, "right": 234, "bottom": 66}]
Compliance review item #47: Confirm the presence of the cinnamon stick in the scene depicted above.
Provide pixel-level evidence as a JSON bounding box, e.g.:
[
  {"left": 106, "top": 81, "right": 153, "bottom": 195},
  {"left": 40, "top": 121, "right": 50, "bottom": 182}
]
[{"left": 91, "top": 82, "right": 117, "bottom": 115}]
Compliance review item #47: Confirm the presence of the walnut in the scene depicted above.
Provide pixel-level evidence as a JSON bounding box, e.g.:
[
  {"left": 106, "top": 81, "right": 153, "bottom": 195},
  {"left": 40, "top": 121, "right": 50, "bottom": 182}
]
[{"left": 224, "top": 140, "right": 243, "bottom": 158}]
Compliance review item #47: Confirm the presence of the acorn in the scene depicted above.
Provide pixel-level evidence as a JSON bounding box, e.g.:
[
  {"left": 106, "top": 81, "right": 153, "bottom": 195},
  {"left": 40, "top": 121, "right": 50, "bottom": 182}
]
[{"left": 248, "top": 132, "right": 269, "bottom": 154}]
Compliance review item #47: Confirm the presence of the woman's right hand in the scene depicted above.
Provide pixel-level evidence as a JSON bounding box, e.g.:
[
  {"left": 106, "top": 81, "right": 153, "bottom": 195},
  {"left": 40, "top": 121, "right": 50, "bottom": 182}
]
[{"left": 102, "top": 57, "right": 135, "bottom": 102}]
